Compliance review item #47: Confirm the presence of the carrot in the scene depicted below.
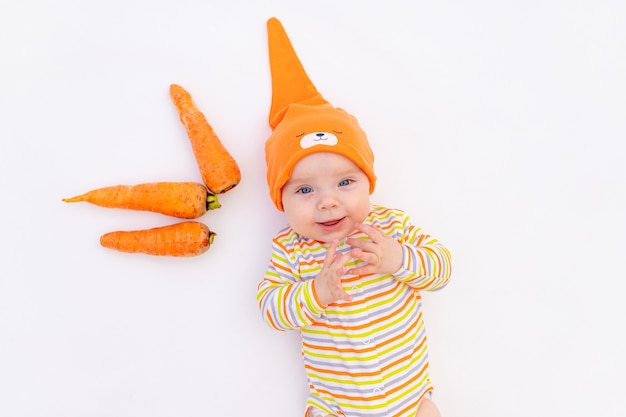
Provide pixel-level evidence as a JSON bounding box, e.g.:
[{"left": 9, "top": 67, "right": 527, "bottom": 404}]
[
  {"left": 62, "top": 182, "right": 220, "bottom": 219},
  {"left": 100, "top": 221, "right": 215, "bottom": 257},
  {"left": 169, "top": 83, "right": 241, "bottom": 194}
]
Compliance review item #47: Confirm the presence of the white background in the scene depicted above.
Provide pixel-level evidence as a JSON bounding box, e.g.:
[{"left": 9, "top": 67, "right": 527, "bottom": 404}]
[{"left": 1, "top": 1, "right": 625, "bottom": 416}]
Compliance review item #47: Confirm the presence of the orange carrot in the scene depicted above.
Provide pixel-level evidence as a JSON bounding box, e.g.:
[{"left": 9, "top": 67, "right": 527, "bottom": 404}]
[
  {"left": 62, "top": 182, "right": 220, "bottom": 219},
  {"left": 100, "top": 221, "right": 215, "bottom": 257},
  {"left": 169, "top": 84, "right": 241, "bottom": 194}
]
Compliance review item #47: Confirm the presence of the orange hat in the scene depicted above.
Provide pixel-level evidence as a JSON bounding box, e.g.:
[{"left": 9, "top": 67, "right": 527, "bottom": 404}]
[{"left": 265, "top": 17, "right": 376, "bottom": 211}]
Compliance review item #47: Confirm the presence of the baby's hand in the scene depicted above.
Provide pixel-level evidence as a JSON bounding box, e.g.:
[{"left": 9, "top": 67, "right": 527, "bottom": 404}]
[
  {"left": 346, "top": 223, "right": 403, "bottom": 276},
  {"left": 314, "top": 239, "right": 354, "bottom": 306}
]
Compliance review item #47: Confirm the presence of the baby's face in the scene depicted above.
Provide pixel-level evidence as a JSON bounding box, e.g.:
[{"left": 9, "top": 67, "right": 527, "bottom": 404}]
[{"left": 281, "top": 152, "right": 370, "bottom": 243}]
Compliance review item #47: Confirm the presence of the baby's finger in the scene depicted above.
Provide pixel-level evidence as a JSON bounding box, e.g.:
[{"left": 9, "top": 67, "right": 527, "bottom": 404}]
[
  {"left": 351, "top": 248, "right": 379, "bottom": 266},
  {"left": 333, "top": 252, "right": 353, "bottom": 279},
  {"left": 347, "top": 237, "right": 376, "bottom": 254},
  {"left": 354, "top": 223, "right": 384, "bottom": 243},
  {"left": 324, "top": 239, "right": 340, "bottom": 264},
  {"left": 326, "top": 250, "right": 352, "bottom": 281},
  {"left": 348, "top": 263, "right": 376, "bottom": 276},
  {"left": 335, "top": 282, "right": 353, "bottom": 302},
  {"left": 338, "top": 289, "right": 353, "bottom": 302}
]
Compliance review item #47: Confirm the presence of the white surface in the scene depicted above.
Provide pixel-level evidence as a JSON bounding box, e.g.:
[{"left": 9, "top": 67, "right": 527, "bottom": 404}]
[{"left": 2, "top": 1, "right": 625, "bottom": 416}]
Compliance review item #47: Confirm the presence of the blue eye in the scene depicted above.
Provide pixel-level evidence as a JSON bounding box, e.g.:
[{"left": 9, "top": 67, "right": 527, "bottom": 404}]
[
  {"left": 297, "top": 186, "right": 313, "bottom": 194},
  {"left": 338, "top": 179, "right": 352, "bottom": 187}
]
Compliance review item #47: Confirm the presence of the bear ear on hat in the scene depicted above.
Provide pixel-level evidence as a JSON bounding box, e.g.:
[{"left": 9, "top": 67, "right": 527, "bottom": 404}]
[{"left": 267, "top": 17, "right": 329, "bottom": 129}]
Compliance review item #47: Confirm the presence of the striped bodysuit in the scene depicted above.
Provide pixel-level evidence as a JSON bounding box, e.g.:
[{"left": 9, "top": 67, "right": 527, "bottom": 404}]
[{"left": 257, "top": 205, "right": 452, "bottom": 417}]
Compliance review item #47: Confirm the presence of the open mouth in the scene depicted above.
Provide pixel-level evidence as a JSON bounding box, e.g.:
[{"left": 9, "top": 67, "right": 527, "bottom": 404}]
[{"left": 318, "top": 217, "right": 345, "bottom": 229}]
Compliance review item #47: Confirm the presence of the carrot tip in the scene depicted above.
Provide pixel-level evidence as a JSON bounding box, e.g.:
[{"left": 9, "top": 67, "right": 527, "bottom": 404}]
[{"left": 62, "top": 196, "right": 81, "bottom": 203}]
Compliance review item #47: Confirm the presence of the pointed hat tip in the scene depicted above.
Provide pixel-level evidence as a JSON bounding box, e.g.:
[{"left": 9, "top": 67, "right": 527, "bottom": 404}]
[
  {"left": 267, "top": 17, "right": 329, "bottom": 129},
  {"left": 267, "top": 17, "right": 287, "bottom": 40}
]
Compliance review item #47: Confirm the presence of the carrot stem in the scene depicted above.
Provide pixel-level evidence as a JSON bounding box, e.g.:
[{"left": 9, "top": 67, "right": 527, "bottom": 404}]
[{"left": 206, "top": 193, "right": 221, "bottom": 211}]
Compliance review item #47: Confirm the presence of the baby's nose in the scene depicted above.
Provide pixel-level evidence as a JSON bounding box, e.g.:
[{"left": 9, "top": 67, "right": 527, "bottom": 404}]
[{"left": 318, "top": 193, "right": 339, "bottom": 210}]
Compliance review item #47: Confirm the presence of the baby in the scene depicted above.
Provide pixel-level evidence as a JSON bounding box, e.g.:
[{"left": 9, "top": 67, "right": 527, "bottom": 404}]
[{"left": 257, "top": 18, "right": 452, "bottom": 417}]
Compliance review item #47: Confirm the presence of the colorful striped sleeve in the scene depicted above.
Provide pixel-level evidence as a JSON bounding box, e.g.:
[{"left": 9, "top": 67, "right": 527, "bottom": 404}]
[
  {"left": 393, "top": 213, "right": 452, "bottom": 291},
  {"left": 256, "top": 239, "right": 326, "bottom": 331}
]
